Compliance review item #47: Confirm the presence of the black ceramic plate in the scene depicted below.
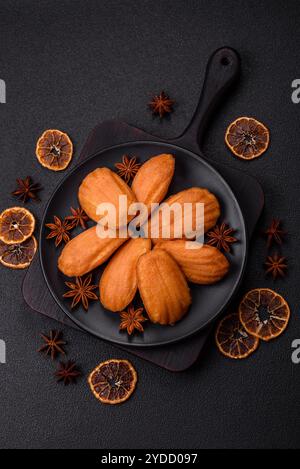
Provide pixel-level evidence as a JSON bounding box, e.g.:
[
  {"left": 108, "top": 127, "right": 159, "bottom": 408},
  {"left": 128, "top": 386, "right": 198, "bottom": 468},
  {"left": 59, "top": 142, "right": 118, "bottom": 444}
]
[
  {"left": 40, "top": 140, "right": 247, "bottom": 347},
  {"left": 40, "top": 47, "right": 247, "bottom": 347}
]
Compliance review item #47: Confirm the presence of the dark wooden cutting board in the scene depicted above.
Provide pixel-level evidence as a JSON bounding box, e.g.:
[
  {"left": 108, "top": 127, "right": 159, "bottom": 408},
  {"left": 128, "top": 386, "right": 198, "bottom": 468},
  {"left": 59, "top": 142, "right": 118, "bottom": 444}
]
[{"left": 22, "top": 48, "right": 264, "bottom": 371}]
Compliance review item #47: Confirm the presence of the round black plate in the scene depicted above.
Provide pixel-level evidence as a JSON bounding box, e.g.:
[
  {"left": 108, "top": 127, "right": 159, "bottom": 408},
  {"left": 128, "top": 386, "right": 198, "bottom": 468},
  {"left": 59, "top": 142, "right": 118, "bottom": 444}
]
[{"left": 40, "top": 141, "right": 247, "bottom": 347}]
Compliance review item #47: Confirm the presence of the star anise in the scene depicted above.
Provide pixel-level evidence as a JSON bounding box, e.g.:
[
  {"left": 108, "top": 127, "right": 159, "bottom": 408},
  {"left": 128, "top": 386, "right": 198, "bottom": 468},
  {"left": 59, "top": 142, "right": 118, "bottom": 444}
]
[
  {"left": 65, "top": 206, "right": 89, "bottom": 229},
  {"left": 119, "top": 305, "right": 147, "bottom": 335},
  {"left": 265, "top": 253, "right": 287, "bottom": 279},
  {"left": 264, "top": 219, "right": 286, "bottom": 248},
  {"left": 115, "top": 155, "right": 141, "bottom": 183},
  {"left": 55, "top": 360, "right": 81, "bottom": 385},
  {"left": 12, "top": 176, "right": 42, "bottom": 203},
  {"left": 63, "top": 274, "right": 98, "bottom": 311},
  {"left": 149, "top": 91, "right": 175, "bottom": 118},
  {"left": 45, "top": 216, "right": 73, "bottom": 247},
  {"left": 38, "top": 330, "right": 66, "bottom": 360},
  {"left": 207, "top": 222, "right": 237, "bottom": 253}
]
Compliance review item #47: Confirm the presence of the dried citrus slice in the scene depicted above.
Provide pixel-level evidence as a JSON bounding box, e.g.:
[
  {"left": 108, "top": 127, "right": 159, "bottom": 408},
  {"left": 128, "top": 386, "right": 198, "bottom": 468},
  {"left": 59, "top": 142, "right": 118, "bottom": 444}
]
[
  {"left": 215, "top": 313, "right": 259, "bottom": 359},
  {"left": 0, "top": 207, "right": 35, "bottom": 244},
  {"left": 225, "top": 117, "right": 269, "bottom": 160},
  {"left": 88, "top": 359, "right": 137, "bottom": 405},
  {"left": 0, "top": 235, "right": 37, "bottom": 269},
  {"left": 36, "top": 129, "right": 73, "bottom": 171},
  {"left": 239, "top": 288, "right": 290, "bottom": 341}
]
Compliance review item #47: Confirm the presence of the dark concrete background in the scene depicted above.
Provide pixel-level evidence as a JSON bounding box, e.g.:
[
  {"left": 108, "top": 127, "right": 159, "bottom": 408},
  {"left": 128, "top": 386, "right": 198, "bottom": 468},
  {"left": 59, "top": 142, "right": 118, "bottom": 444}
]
[{"left": 0, "top": 0, "right": 299, "bottom": 449}]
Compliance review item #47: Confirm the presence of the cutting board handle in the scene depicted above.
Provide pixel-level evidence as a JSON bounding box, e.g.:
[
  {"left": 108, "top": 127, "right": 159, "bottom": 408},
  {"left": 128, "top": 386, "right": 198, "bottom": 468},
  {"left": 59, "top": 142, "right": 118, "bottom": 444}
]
[{"left": 172, "top": 47, "right": 240, "bottom": 153}]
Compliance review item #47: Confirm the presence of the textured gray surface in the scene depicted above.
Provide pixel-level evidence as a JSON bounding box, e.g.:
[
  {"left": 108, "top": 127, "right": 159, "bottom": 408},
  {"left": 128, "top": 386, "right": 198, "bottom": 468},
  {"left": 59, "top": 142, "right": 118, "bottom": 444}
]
[{"left": 0, "top": 0, "right": 299, "bottom": 449}]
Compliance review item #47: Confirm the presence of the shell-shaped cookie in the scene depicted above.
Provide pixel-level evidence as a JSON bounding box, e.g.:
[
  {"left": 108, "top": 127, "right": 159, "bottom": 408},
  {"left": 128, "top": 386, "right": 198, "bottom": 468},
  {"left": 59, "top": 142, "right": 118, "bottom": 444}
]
[
  {"left": 155, "top": 240, "right": 229, "bottom": 284},
  {"left": 131, "top": 154, "right": 175, "bottom": 211},
  {"left": 100, "top": 237, "right": 151, "bottom": 312},
  {"left": 78, "top": 167, "right": 136, "bottom": 227},
  {"left": 58, "top": 226, "right": 127, "bottom": 277},
  {"left": 137, "top": 249, "right": 191, "bottom": 325},
  {"left": 149, "top": 187, "right": 220, "bottom": 243}
]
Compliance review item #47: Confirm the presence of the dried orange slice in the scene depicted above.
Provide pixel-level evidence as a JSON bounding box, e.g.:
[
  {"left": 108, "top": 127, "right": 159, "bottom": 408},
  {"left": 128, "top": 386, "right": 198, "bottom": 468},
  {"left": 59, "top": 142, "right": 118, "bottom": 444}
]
[
  {"left": 239, "top": 288, "right": 290, "bottom": 341},
  {"left": 215, "top": 313, "right": 259, "bottom": 359},
  {"left": 0, "top": 235, "right": 37, "bottom": 269},
  {"left": 225, "top": 117, "right": 269, "bottom": 160},
  {"left": 0, "top": 207, "right": 35, "bottom": 244},
  {"left": 36, "top": 129, "right": 73, "bottom": 171},
  {"left": 88, "top": 359, "right": 137, "bottom": 405}
]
